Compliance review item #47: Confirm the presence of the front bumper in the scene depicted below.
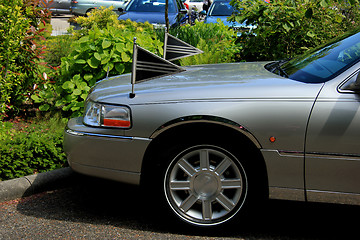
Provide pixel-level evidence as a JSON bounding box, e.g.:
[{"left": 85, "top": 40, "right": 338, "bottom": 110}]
[{"left": 64, "top": 117, "right": 151, "bottom": 185}]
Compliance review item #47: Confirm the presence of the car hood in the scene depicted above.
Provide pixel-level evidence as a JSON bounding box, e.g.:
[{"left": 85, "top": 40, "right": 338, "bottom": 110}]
[
  {"left": 89, "top": 62, "right": 324, "bottom": 104},
  {"left": 118, "top": 12, "right": 177, "bottom": 25}
]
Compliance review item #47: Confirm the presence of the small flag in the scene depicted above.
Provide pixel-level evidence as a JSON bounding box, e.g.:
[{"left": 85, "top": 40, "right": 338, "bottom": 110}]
[
  {"left": 164, "top": 33, "right": 203, "bottom": 61},
  {"left": 130, "top": 38, "right": 185, "bottom": 97}
]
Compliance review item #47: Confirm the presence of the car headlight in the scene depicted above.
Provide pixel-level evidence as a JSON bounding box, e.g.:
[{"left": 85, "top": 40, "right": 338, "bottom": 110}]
[{"left": 83, "top": 101, "right": 131, "bottom": 128}]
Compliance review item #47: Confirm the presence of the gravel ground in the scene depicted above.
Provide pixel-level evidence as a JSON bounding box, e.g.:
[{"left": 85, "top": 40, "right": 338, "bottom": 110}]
[{"left": 1, "top": 175, "right": 359, "bottom": 239}]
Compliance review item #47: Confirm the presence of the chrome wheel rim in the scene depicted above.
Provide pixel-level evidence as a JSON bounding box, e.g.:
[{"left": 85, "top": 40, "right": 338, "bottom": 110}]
[{"left": 164, "top": 145, "right": 247, "bottom": 226}]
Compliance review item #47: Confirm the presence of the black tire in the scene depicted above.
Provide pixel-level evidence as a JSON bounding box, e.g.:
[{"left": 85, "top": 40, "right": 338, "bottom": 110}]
[{"left": 161, "top": 143, "right": 251, "bottom": 227}]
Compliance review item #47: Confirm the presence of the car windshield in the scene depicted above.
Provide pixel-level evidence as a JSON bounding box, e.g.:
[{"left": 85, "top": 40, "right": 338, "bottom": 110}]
[
  {"left": 268, "top": 30, "right": 360, "bottom": 83},
  {"left": 126, "top": 0, "right": 176, "bottom": 13},
  {"left": 208, "top": 1, "right": 234, "bottom": 16}
]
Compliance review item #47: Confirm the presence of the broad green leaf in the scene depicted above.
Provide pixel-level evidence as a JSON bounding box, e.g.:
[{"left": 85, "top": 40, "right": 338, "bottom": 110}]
[
  {"left": 71, "top": 106, "right": 81, "bottom": 111},
  {"left": 94, "top": 52, "right": 102, "bottom": 60},
  {"left": 115, "top": 43, "right": 125, "bottom": 52},
  {"left": 62, "top": 81, "right": 75, "bottom": 90},
  {"left": 31, "top": 95, "right": 42, "bottom": 103},
  {"left": 39, "top": 104, "right": 50, "bottom": 111},
  {"left": 89, "top": 44, "right": 96, "bottom": 50},
  {"left": 75, "top": 59, "right": 86, "bottom": 64},
  {"left": 115, "top": 64, "right": 125, "bottom": 74},
  {"left": 81, "top": 93, "right": 88, "bottom": 100},
  {"left": 335, "top": 15, "right": 343, "bottom": 23},
  {"left": 55, "top": 100, "right": 65, "bottom": 107},
  {"left": 121, "top": 52, "right": 131, "bottom": 62},
  {"left": 103, "top": 62, "right": 114, "bottom": 72},
  {"left": 84, "top": 73, "right": 93, "bottom": 81},
  {"left": 73, "top": 74, "right": 81, "bottom": 81},
  {"left": 64, "top": 95, "right": 75, "bottom": 102},
  {"left": 87, "top": 57, "right": 100, "bottom": 68},
  {"left": 73, "top": 89, "right": 82, "bottom": 95},
  {"left": 102, "top": 39, "right": 111, "bottom": 49},
  {"left": 320, "top": 0, "right": 328, "bottom": 7},
  {"left": 101, "top": 57, "right": 110, "bottom": 65}
]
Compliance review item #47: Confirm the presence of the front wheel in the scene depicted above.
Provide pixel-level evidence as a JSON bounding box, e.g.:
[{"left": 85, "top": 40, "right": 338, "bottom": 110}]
[{"left": 163, "top": 145, "right": 248, "bottom": 226}]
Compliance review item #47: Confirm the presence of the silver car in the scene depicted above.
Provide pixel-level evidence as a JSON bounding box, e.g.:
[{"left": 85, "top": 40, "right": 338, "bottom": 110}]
[
  {"left": 70, "top": 0, "right": 129, "bottom": 16},
  {"left": 41, "top": 0, "right": 71, "bottom": 15},
  {"left": 64, "top": 30, "right": 360, "bottom": 227}
]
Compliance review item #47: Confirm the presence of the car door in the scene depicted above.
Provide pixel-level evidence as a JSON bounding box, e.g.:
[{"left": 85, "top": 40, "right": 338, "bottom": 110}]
[{"left": 305, "top": 65, "right": 360, "bottom": 204}]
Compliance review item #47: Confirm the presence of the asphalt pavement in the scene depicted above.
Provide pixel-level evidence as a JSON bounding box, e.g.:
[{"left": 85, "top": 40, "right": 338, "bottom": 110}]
[{"left": 1, "top": 167, "right": 360, "bottom": 239}]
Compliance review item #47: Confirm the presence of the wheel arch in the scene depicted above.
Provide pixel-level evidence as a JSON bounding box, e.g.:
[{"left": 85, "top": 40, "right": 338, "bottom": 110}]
[
  {"left": 85, "top": 8, "right": 95, "bottom": 15},
  {"left": 149, "top": 115, "right": 262, "bottom": 148},
  {"left": 141, "top": 115, "right": 268, "bottom": 194}
]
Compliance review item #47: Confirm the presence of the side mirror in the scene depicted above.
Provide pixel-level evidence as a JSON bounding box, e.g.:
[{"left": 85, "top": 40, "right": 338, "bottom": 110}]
[
  {"left": 118, "top": 8, "right": 124, "bottom": 13},
  {"left": 353, "top": 73, "right": 360, "bottom": 91},
  {"left": 341, "top": 72, "right": 360, "bottom": 92},
  {"left": 200, "top": 10, "right": 206, "bottom": 15}
]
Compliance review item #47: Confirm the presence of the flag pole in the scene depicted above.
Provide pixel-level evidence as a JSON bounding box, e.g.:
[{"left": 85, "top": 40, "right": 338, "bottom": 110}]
[
  {"left": 130, "top": 37, "right": 137, "bottom": 98},
  {"left": 163, "top": 29, "right": 168, "bottom": 60}
]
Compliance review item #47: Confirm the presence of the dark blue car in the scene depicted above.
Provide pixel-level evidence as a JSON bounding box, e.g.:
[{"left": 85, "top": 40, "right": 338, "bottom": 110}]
[
  {"left": 203, "top": 0, "right": 255, "bottom": 34},
  {"left": 118, "top": 0, "right": 187, "bottom": 28}
]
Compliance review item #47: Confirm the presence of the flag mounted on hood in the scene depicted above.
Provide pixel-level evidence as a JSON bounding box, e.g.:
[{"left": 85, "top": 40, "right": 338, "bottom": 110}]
[
  {"left": 131, "top": 40, "right": 185, "bottom": 84},
  {"left": 130, "top": 38, "right": 185, "bottom": 97},
  {"left": 164, "top": 33, "right": 203, "bottom": 61}
]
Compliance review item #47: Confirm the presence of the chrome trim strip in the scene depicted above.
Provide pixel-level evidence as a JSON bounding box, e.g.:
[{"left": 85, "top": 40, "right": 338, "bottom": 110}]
[
  {"left": 150, "top": 115, "right": 262, "bottom": 148},
  {"left": 278, "top": 150, "right": 304, "bottom": 158},
  {"left": 307, "top": 190, "right": 360, "bottom": 206},
  {"left": 306, "top": 152, "right": 360, "bottom": 161},
  {"left": 269, "top": 150, "right": 360, "bottom": 161},
  {"left": 65, "top": 128, "right": 150, "bottom": 141}
]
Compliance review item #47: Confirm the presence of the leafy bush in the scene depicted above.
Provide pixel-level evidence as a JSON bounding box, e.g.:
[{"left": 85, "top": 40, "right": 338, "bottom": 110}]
[
  {"left": 33, "top": 12, "right": 163, "bottom": 117},
  {"left": 42, "top": 35, "right": 75, "bottom": 67},
  {"left": 0, "top": 0, "right": 52, "bottom": 117},
  {"left": 0, "top": 117, "right": 67, "bottom": 181},
  {"left": 229, "top": 0, "right": 360, "bottom": 61},
  {"left": 166, "top": 20, "right": 240, "bottom": 65}
]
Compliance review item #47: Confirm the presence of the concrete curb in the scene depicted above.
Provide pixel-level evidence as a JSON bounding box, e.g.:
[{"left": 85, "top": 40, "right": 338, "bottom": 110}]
[{"left": 0, "top": 167, "right": 76, "bottom": 202}]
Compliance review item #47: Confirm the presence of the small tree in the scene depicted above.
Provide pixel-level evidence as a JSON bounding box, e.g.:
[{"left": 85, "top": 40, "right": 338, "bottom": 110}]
[{"left": 0, "top": 0, "right": 51, "bottom": 117}]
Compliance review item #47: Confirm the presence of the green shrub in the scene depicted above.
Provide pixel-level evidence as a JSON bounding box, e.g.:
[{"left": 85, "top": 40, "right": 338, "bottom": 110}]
[
  {"left": 0, "top": 117, "right": 67, "bottom": 181},
  {"left": 166, "top": 21, "right": 240, "bottom": 65},
  {"left": 0, "top": 0, "right": 52, "bottom": 117},
  {"left": 230, "top": 0, "right": 360, "bottom": 61},
  {"left": 42, "top": 35, "right": 75, "bottom": 67}
]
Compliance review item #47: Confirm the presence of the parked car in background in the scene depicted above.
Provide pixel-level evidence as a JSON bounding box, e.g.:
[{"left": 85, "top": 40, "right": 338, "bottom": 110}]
[
  {"left": 184, "top": 0, "right": 203, "bottom": 12},
  {"left": 203, "top": 0, "right": 255, "bottom": 33},
  {"left": 117, "top": 0, "right": 187, "bottom": 28},
  {"left": 70, "top": 0, "right": 129, "bottom": 16},
  {"left": 41, "top": 0, "right": 71, "bottom": 15},
  {"left": 64, "top": 28, "right": 360, "bottom": 227}
]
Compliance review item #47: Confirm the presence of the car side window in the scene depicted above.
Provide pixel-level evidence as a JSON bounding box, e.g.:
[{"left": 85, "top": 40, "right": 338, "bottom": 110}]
[{"left": 337, "top": 43, "right": 360, "bottom": 64}]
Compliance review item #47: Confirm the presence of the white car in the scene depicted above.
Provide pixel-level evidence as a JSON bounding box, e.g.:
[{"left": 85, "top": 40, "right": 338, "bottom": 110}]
[{"left": 184, "top": 0, "right": 204, "bottom": 11}]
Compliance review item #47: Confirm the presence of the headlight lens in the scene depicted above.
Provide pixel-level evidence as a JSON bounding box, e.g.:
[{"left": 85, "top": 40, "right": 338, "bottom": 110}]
[{"left": 83, "top": 101, "right": 131, "bottom": 128}]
